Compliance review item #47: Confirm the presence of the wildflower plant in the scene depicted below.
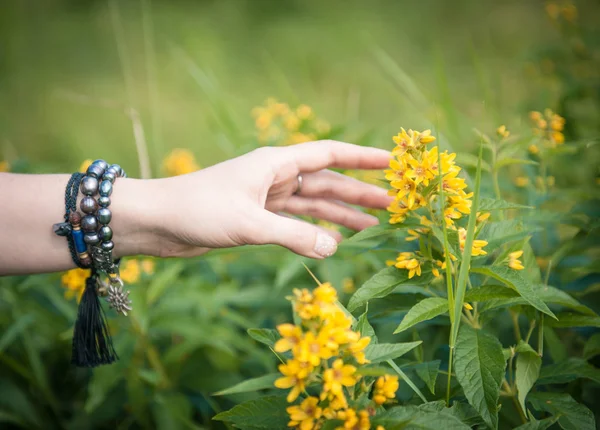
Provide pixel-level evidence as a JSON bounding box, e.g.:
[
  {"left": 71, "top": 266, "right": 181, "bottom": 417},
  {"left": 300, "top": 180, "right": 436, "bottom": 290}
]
[{"left": 216, "top": 125, "right": 598, "bottom": 429}]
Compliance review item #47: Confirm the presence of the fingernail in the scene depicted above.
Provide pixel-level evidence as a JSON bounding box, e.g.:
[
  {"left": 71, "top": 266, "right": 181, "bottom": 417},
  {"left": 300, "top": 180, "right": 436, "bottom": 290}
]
[{"left": 314, "top": 233, "right": 338, "bottom": 257}]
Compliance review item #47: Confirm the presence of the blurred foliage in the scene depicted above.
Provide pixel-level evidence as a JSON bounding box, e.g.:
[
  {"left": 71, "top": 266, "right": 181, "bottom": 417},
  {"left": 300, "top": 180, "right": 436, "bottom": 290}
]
[{"left": 0, "top": 0, "right": 599, "bottom": 429}]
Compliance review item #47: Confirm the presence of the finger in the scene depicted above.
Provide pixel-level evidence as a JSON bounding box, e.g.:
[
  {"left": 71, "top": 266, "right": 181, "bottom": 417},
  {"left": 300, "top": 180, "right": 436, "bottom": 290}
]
[
  {"left": 299, "top": 170, "right": 393, "bottom": 209},
  {"left": 283, "top": 140, "right": 391, "bottom": 173},
  {"left": 253, "top": 211, "right": 339, "bottom": 259},
  {"left": 284, "top": 196, "right": 379, "bottom": 231}
]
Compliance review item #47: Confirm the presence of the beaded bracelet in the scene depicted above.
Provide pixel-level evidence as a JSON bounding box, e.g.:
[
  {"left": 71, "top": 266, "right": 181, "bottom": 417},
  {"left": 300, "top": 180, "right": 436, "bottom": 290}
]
[
  {"left": 80, "top": 160, "right": 132, "bottom": 316},
  {"left": 53, "top": 159, "right": 130, "bottom": 367}
]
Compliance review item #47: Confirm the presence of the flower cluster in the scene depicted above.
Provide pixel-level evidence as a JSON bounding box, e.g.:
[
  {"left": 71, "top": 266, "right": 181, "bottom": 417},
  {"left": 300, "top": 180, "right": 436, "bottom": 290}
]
[
  {"left": 529, "top": 109, "right": 566, "bottom": 152},
  {"left": 252, "top": 98, "right": 331, "bottom": 146},
  {"left": 274, "top": 282, "right": 397, "bottom": 429},
  {"left": 545, "top": 1, "right": 577, "bottom": 23},
  {"left": 508, "top": 250, "right": 525, "bottom": 270},
  {"left": 162, "top": 149, "right": 200, "bottom": 176},
  {"left": 385, "top": 129, "right": 487, "bottom": 279}
]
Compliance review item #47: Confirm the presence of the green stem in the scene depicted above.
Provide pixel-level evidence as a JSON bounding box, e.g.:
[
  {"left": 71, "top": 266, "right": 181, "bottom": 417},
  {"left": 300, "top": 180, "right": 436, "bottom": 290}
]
[
  {"left": 511, "top": 311, "right": 522, "bottom": 342},
  {"left": 525, "top": 320, "right": 536, "bottom": 344},
  {"left": 446, "top": 346, "right": 454, "bottom": 406},
  {"left": 538, "top": 314, "right": 545, "bottom": 357}
]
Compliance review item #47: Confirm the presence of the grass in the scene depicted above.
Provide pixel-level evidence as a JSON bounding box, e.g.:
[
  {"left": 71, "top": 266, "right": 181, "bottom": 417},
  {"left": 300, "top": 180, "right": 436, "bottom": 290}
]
[{"left": 3, "top": 0, "right": 594, "bottom": 174}]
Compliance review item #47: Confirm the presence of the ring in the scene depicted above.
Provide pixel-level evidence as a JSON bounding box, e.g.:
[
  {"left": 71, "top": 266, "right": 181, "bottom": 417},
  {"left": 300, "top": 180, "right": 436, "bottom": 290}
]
[{"left": 294, "top": 174, "right": 303, "bottom": 195}]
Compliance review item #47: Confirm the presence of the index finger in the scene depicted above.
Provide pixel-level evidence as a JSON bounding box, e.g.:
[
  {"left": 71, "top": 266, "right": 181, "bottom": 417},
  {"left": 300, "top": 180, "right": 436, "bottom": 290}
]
[{"left": 283, "top": 140, "right": 391, "bottom": 173}]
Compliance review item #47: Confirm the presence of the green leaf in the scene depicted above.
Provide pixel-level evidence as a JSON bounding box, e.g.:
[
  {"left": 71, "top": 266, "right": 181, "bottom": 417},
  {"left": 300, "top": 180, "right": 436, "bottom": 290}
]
[
  {"left": 153, "top": 393, "right": 195, "bottom": 430},
  {"left": 515, "top": 340, "right": 542, "bottom": 414},
  {"left": 513, "top": 416, "right": 560, "bottom": 430},
  {"left": 213, "top": 374, "right": 279, "bottom": 396},
  {"left": 470, "top": 266, "right": 556, "bottom": 319},
  {"left": 356, "top": 366, "right": 397, "bottom": 377},
  {"left": 348, "top": 267, "right": 407, "bottom": 312},
  {"left": 454, "top": 325, "right": 506, "bottom": 430},
  {"left": 528, "top": 392, "right": 595, "bottom": 430},
  {"left": 393, "top": 297, "right": 448, "bottom": 334},
  {"left": 478, "top": 198, "right": 533, "bottom": 211},
  {"left": 356, "top": 307, "right": 378, "bottom": 343},
  {"left": 247, "top": 328, "right": 280, "bottom": 348},
  {"left": 464, "top": 285, "right": 520, "bottom": 302},
  {"left": 496, "top": 158, "right": 539, "bottom": 168},
  {"left": 213, "top": 395, "right": 289, "bottom": 428},
  {"left": 583, "top": 333, "right": 600, "bottom": 360},
  {"left": 544, "top": 326, "right": 568, "bottom": 363},
  {"left": 85, "top": 365, "right": 123, "bottom": 413},
  {"left": 0, "top": 314, "right": 35, "bottom": 353},
  {"left": 431, "top": 225, "right": 462, "bottom": 260},
  {"left": 413, "top": 360, "right": 441, "bottom": 394},
  {"left": 537, "top": 286, "right": 596, "bottom": 316},
  {"left": 365, "top": 341, "right": 422, "bottom": 363},
  {"left": 545, "top": 313, "right": 600, "bottom": 328},
  {"left": 457, "top": 152, "right": 492, "bottom": 172},
  {"left": 275, "top": 255, "right": 311, "bottom": 291},
  {"left": 146, "top": 261, "right": 184, "bottom": 305},
  {"left": 346, "top": 222, "right": 399, "bottom": 242},
  {"left": 372, "top": 404, "right": 471, "bottom": 429},
  {"left": 537, "top": 358, "right": 600, "bottom": 385},
  {"left": 478, "top": 220, "right": 538, "bottom": 251}
]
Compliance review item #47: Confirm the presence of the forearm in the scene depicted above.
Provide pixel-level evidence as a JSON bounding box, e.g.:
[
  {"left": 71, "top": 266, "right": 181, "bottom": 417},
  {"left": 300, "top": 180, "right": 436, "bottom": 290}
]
[{"left": 0, "top": 173, "right": 161, "bottom": 275}]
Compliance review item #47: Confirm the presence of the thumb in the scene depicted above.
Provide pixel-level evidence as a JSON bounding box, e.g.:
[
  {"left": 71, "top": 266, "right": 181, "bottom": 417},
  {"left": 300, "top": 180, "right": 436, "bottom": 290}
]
[{"left": 254, "top": 212, "right": 339, "bottom": 259}]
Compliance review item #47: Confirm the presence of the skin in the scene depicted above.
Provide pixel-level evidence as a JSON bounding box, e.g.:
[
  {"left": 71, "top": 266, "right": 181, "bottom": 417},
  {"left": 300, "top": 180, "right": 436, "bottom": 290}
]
[{"left": 0, "top": 140, "right": 393, "bottom": 276}]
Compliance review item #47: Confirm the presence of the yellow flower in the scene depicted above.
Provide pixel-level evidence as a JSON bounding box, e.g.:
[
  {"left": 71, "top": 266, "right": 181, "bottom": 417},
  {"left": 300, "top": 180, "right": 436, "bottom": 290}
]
[
  {"left": 561, "top": 3, "right": 577, "bottom": 22},
  {"left": 514, "top": 176, "right": 529, "bottom": 187},
  {"left": 463, "top": 303, "right": 474, "bottom": 311},
  {"left": 141, "top": 259, "right": 155, "bottom": 274},
  {"left": 496, "top": 125, "right": 510, "bottom": 139},
  {"left": 508, "top": 250, "right": 525, "bottom": 270},
  {"left": 405, "top": 229, "right": 420, "bottom": 242},
  {"left": 162, "top": 149, "right": 200, "bottom": 176},
  {"left": 296, "top": 331, "right": 336, "bottom": 366},
  {"left": 336, "top": 409, "right": 370, "bottom": 430},
  {"left": 373, "top": 375, "right": 399, "bottom": 405},
  {"left": 79, "top": 159, "right": 93, "bottom": 173},
  {"left": 296, "top": 104, "right": 314, "bottom": 120},
  {"left": 458, "top": 228, "right": 488, "bottom": 256},
  {"left": 275, "top": 323, "right": 303, "bottom": 353},
  {"left": 286, "top": 396, "right": 322, "bottom": 430},
  {"left": 61, "top": 268, "right": 91, "bottom": 301},
  {"left": 528, "top": 144, "right": 540, "bottom": 155},
  {"left": 394, "top": 252, "right": 422, "bottom": 278},
  {"left": 119, "top": 259, "right": 141, "bottom": 284},
  {"left": 550, "top": 131, "right": 565, "bottom": 145},
  {"left": 342, "top": 278, "right": 355, "bottom": 294},
  {"left": 322, "top": 359, "right": 359, "bottom": 398},
  {"left": 347, "top": 335, "right": 370, "bottom": 364},
  {"left": 284, "top": 114, "right": 301, "bottom": 131},
  {"left": 477, "top": 211, "right": 491, "bottom": 223},
  {"left": 293, "top": 288, "right": 319, "bottom": 320},
  {"left": 275, "top": 359, "right": 312, "bottom": 402}
]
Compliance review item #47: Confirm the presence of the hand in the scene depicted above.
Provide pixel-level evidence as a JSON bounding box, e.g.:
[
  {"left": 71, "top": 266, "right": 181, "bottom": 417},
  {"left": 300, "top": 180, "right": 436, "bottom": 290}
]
[{"left": 146, "top": 140, "right": 392, "bottom": 259}]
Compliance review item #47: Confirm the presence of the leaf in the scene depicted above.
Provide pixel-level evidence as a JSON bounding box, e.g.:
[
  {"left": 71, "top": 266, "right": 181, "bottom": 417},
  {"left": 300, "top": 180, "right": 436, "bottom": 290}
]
[
  {"left": 414, "top": 360, "right": 441, "bottom": 394},
  {"left": 356, "top": 307, "right": 378, "bottom": 343},
  {"left": 213, "top": 374, "right": 279, "bottom": 396},
  {"left": 478, "top": 198, "right": 533, "bottom": 211},
  {"left": 537, "top": 286, "right": 596, "bottom": 316},
  {"left": 537, "top": 358, "right": 600, "bottom": 385},
  {"left": 496, "top": 158, "right": 539, "bottom": 168},
  {"left": 454, "top": 325, "right": 506, "bottom": 430},
  {"left": 478, "top": 220, "right": 538, "bottom": 251},
  {"left": 464, "top": 285, "right": 520, "bottom": 302},
  {"left": 365, "top": 341, "right": 422, "bottom": 363},
  {"left": 393, "top": 297, "right": 448, "bottom": 333},
  {"left": 247, "top": 328, "right": 280, "bottom": 348},
  {"left": 348, "top": 267, "right": 408, "bottom": 312},
  {"left": 153, "top": 393, "right": 194, "bottom": 430},
  {"left": 275, "top": 255, "right": 311, "bottom": 291},
  {"left": 456, "top": 152, "right": 492, "bottom": 172},
  {"left": 515, "top": 340, "right": 542, "bottom": 414},
  {"left": 528, "top": 392, "right": 595, "bottom": 430},
  {"left": 431, "top": 225, "right": 462, "bottom": 260},
  {"left": 583, "top": 333, "right": 600, "bottom": 360},
  {"left": 213, "top": 395, "right": 289, "bottom": 429},
  {"left": 0, "top": 314, "right": 35, "bottom": 353},
  {"left": 146, "top": 261, "right": 184, "bottom": 305},
  {"left": 85, "top": 365, "right": 123, "bottom": 413},
  {"left": 513, "top": 416, "right": 560, "bottom": 430},
  {"left": 545, "top": 313, "right": 600, "bottom": 328},
  {"left": 372, "top": 404, "right": 471, "bottom": 429},
  {"left": 346, "top": 222, "right": 399, "bottom": 242},
  {"left": 356, "top": 366, "right": 397, "bottom": 377},
  {"left": 470, "top": 266, "right": 556, "bottom": 319}
]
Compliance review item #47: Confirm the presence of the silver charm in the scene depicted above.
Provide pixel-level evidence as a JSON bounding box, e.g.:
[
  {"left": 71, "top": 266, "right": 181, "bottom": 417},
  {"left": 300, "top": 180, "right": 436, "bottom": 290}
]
[{"left": 106, "top": 280, "right": 133, "bottom": 316}]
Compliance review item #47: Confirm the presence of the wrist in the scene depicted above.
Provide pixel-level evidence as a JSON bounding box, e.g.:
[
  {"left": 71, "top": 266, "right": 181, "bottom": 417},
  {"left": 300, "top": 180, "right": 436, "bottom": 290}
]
[{"left": 109, "top": 178, "right": 165, "bottom": 258}]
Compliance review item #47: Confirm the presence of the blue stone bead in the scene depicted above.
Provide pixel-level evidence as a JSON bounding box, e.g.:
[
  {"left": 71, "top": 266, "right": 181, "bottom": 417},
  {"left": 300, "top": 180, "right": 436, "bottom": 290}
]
[
  {"left": 98, "top": 196, "right": 111, "bottom": 207},
  {"left": 103, "top": 171, "right": 116, "bottom": 183},
  {"left": 81, "top": 215, "right": 98, "bottom": 232},
  {"left": 72, "top": 229, "right": 87, "bottom": 253},
  {"left": 101, "top": 240, "right": 114, "bottom": 251},
  {"left": 93, "top": 159, "right": 109, "bottom": 171},
  {"left": 86, "top": 163, "right": 105, "bottom": 179},
  {"left": 84, "top": 232, "right": 100, "bottom": 245},
  {"left": 80, "top": 176, "right": 99, "bottom": 196},
  {"left": 99, "top": 226, "right": 113, "bottom": 241},
  {"left": 99, "top": 180, "right": 113, "bottom": 197}
]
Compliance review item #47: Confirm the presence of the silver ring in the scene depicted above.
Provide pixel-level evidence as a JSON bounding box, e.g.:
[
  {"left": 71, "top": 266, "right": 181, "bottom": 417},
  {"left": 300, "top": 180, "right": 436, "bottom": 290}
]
[{"left": 294, "top": 174, "right": 303, "bottom": 195}]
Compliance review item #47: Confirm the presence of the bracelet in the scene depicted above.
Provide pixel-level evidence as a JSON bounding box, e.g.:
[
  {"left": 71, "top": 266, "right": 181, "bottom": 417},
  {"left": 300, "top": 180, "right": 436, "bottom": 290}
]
[{"left": 54, "top": 159, "right": 129, "bottom": 367}]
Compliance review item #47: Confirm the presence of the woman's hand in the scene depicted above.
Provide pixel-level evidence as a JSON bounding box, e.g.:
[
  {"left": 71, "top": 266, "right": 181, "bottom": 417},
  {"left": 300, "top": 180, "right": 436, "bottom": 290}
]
[{"left": 143, "top": 140, "right": 392, "bottom": 259}]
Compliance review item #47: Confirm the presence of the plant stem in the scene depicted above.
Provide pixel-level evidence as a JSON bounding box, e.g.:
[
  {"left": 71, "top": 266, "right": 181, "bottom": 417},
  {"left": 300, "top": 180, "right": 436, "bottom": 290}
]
[
  {"left": 446, "top": 346, "right": 454, "bottom": 406},
  {"left": 524, "top": 320, "right": 536, "bottom": 344},
  {"left": 538, "top": 314, "right": 545, "bottom": 357},
  {"left": 511, "top": 311, "right": 522, "bottom": 342}
]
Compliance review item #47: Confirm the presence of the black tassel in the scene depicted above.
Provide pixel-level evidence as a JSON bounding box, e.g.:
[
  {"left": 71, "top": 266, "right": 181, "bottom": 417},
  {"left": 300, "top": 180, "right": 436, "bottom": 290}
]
[{"left": 71, "top": 274, "right": 118, "bottom": 367}]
